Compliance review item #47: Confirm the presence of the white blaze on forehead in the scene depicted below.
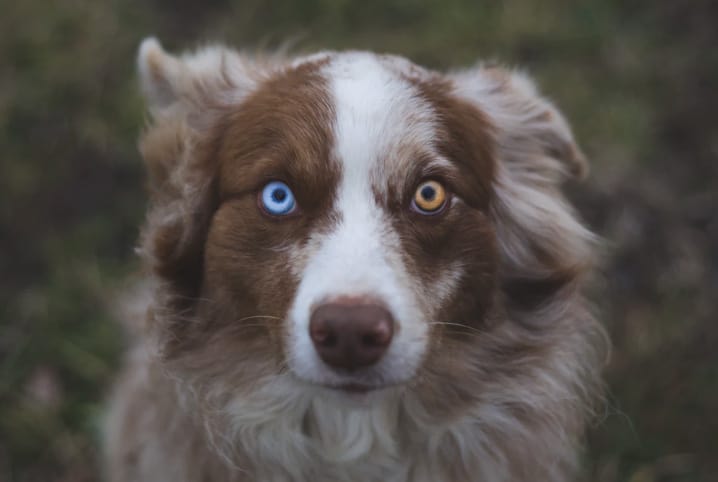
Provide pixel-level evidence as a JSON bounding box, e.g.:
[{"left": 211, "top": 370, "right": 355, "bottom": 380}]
[
  {"left": 287, "top": 53, "right": 443, "bottom": 386},
  {"left": 330, "top": 53, "right": 438, "bottom": 182}
]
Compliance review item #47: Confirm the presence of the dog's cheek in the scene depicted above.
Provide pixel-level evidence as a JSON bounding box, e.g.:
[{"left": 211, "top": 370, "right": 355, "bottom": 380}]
[
  {"left": 398, "top": 207, "right": 498, "bottom": 329},
  {"left": 203, "top": 200, "right": 302, "bottom": 345},
  {"left": 438, "top": 216, "right": 498, "bottom": 332},
  {"left": 408, "top": 215, "right": 499, "bottom": 417}
]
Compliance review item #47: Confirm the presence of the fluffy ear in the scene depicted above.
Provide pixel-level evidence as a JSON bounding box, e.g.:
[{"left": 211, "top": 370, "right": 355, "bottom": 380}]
[
  {"left": 135, "top": 38, "right": 267, "bottom": 312},
  {"left": 452, "top": 66, "right": 588, "bottom": 182},
  {"left": 451, "top": 66, "right": 594, "bottom": 313},
  {"left": 137, "top": 37, "right": 257, "bottom": 113},
  {"left": 137, "top": 37, "right": 183, "bottom": 109}
]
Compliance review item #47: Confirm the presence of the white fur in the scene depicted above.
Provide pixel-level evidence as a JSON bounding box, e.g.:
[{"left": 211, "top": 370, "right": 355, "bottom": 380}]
[{"left": 286, "top": 53, "right": 458, "bottom": 388}]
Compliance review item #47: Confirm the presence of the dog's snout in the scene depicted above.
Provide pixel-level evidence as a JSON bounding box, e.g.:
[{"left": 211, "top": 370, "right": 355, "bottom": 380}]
[{"left": 309, "top": 299, "right": 394, "bottom": 371}]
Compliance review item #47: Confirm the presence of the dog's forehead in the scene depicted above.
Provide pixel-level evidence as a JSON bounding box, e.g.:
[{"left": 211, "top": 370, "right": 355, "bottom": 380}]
[
  {"left": 322, "top": 51, "right": 431, "bottom": 122},
  {"left": 219, "top": 51, "right": 493, "bottom": 210},
  {"left": 319, "top": 52, "right": 442, "bottom": 192},
  {"left": 219, "top": 51, "right": 446, "bottom": 198}
]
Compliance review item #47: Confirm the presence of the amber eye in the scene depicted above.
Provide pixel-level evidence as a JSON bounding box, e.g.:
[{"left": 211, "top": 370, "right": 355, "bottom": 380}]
[{"left": 412, "top": 180, "right": 447, "bottom": 214}]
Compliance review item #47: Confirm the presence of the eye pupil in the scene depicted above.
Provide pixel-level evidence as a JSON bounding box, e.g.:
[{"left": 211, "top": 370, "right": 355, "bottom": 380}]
[
  {"left": 272, "top": 189, "right": 287, "bottom": 202},
  {"left": 421, "top": 186, "right": 436, "bottom": 201}
]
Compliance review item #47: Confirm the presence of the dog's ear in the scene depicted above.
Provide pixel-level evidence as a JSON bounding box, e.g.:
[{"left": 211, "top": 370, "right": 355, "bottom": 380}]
[
  {"left": 138, "top": 38, "right": 183, "bottom": 110},
  {"left": 135, "top": 39, "right": 268, "bottom": 312},
  {"left": 451, "top": 66, "right": 594, "bottom": 313},
  {"left": 136, "top": 37, "right": 257, "bottom": 193},
  {"left": 451, "top": 65, "right": 588, "bottom": 182},
  {"left": 137, "top": 37, "right": 257, "bottom": 114}
]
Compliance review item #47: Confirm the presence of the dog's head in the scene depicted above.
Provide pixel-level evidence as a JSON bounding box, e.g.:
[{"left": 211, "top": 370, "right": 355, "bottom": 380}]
[{"left": 136, "top": 39, "right": 598, "bottom": 418}]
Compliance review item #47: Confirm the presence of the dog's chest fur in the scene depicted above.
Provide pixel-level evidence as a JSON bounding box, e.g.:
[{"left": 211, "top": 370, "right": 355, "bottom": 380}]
[{"left": 106, "top": 334, "right": 584, "bottom": 482}]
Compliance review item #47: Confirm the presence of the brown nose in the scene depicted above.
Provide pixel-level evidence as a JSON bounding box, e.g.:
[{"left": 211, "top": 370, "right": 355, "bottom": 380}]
[{"left": 309, "top": 299, "right": 394, "bottom": 371}]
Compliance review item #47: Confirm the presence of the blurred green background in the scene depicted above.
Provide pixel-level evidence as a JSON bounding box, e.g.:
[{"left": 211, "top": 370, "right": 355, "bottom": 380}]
[{"left": 1, "top": 0, "right": 716, "bottom": 480}]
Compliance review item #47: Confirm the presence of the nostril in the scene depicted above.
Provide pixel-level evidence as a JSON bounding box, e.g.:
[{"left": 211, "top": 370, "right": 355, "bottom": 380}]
[
  {"left": 310, "top": 326, "right": 337, "bottom": 347},
  {"left": 361, "top": 333, "right": 376, "bottom": 345},
  {"left": 361, "top": 322, "right": 392, "bottom": 347}
]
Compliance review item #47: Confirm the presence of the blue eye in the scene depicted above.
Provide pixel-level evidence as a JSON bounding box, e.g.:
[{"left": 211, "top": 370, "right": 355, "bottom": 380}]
[{"left": 260, "top": 181, "right": 297, "bottom": 216}]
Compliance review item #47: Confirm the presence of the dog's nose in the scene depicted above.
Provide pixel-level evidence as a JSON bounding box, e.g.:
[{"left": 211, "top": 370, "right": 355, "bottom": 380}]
[{"left": 309, "top": 299, "right": 394, "bottom": 371}]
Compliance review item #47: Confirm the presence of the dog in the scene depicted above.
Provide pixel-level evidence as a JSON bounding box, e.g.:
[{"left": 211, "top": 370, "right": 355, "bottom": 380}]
[{"left": 103, "top": 37, "right": 607, "bottom": 482}]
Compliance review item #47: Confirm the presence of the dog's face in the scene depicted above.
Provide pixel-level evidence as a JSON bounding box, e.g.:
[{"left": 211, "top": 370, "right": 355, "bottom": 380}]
[
  {"left": 137, "top": 39, "right": 595, "bottom": 411},
  {"left": 203, "top": 52, "right": 499, "bottom": 393}
]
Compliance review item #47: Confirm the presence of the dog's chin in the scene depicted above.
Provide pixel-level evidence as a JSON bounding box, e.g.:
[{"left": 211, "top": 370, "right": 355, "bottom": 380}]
[
  {"left": 331, "top": 382, "right": 377, "bottom": 394},
  {"left": 312, "top": 381, "right": 403, "bottom": 406},
  {"left": 324, "top": 380, "right": 403, "bottom": 395}
]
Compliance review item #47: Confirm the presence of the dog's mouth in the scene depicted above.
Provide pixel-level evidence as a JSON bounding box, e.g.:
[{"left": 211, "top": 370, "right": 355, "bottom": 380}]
[
  {"left": 288, "top": 367, "right": 410, "bottom": 396},
  {"left": 288, "top": 355, "right": 421, "bottom": 395},
  {"left": 319, "top": 377, "right": 407, "bottom": 395},
  {"left": 333, "top": 382, "right": 374, "bottom": 394}
]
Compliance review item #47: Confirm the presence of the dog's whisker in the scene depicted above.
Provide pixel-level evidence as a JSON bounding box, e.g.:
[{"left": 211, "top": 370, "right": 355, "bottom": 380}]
[
  {"left": 236, "top": 315, "right": 283, "bottom": 323},
  {"left": 428, "top": 321, "right": 484, "bottom": 335}
]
